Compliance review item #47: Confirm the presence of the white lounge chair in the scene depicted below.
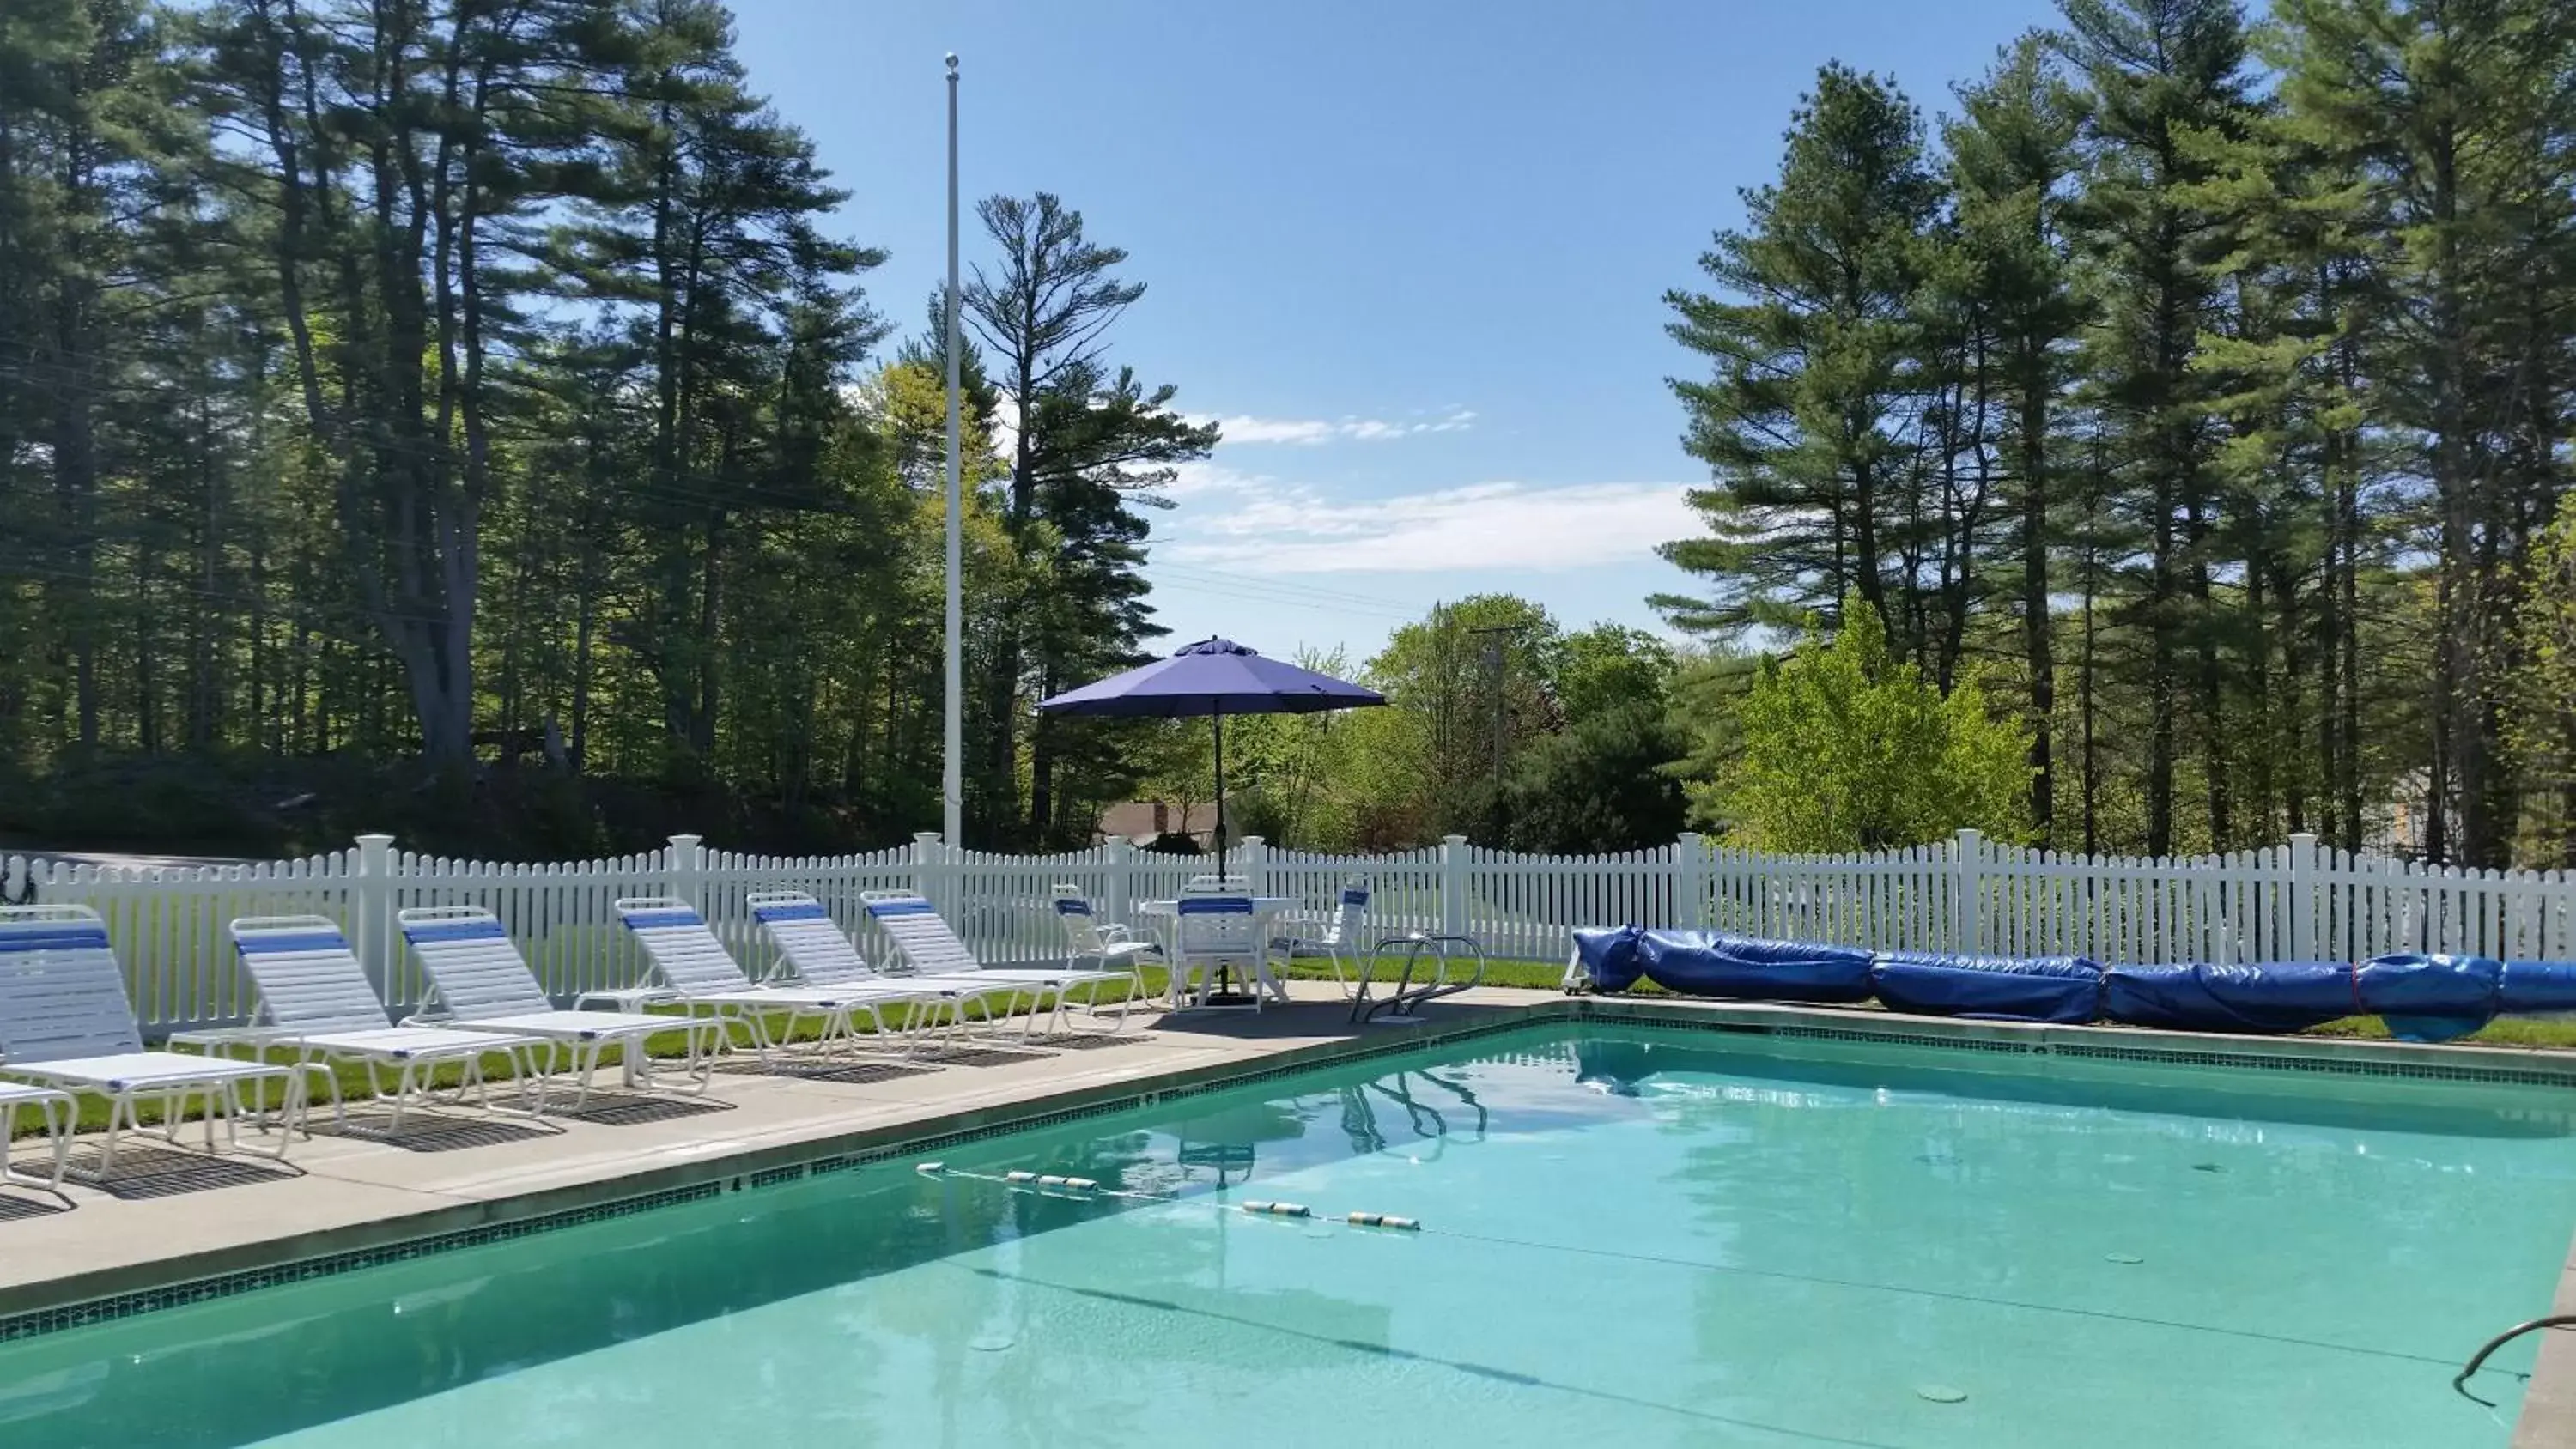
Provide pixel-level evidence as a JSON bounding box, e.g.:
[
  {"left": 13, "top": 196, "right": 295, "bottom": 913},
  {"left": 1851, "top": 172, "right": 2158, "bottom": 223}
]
[
  {"left": 613, "top": 898, "right": 946, "bottom": 1061},
  {"left": 210, "top": 916, "right": 553, "bottom": 1132},
  {"left": 396, "top": 906, "right": 721, "bottom": 1108},
  {"left": 1052, "top": 886, "right": 1164, "bottom": 979},
  {"left": 1273, "top": 877, "right": 1373, "bottom": 998},
  {"left": 0, "top": 904, "right": 306, "bottom": 1177},
  {"left": 858, "top": 892, "right": 1139, "bottom": 1036},
  {"left": 750, "top": 892, "right": 1024, "bottom": 1045},
  {"left": 0, "top": 1081, "right": 73, "bottom": 1207}
]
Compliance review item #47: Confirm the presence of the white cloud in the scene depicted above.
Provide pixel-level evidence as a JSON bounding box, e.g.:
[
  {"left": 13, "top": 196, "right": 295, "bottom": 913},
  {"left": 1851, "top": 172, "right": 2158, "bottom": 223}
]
[
  {"left": 1157, "top": 475, "right": 1698, "bottom": 574},
  {"left": 1189, "top": 408, "right": 1476, "bottom": 446}
]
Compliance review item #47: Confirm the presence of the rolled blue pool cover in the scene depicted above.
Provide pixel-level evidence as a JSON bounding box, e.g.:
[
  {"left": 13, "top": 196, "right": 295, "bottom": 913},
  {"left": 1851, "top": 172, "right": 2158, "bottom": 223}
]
[
  {"left": 2499, "top": 959, "right": 2576, "bottom": 1015},
  {"left": 1868, "top": 951, "right": 2104, "bottom": 1024},
  {"left": 1634, "top": 931, "right": 1876, "bottom": 1003},
  {"left": 1570, "top": 925, "right": 1647, "bottom": 992},
  {"left": 2099, "top": 961, "right": 2356, "bottom": 1034},
  {"left": 2358, "top": 952, "right": 2502, "bottom": 1043}
]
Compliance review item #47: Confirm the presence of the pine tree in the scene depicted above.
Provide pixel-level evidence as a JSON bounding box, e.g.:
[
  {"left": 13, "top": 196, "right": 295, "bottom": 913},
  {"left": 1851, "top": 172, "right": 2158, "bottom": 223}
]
[
  {"left": 1662, "top": 64, "right": 1947, "bottom": 653},
  {"left": 1945, "top": 34, "right": 2087, "bottom": 843},
  {"left": 2057, "top": 0, "right": 2258, "bottom": 854}
]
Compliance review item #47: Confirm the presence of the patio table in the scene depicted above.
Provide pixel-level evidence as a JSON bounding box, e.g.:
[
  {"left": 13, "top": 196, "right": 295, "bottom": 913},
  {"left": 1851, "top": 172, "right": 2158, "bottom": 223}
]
[{"left": 1135, "top": 897, "right": 1300, "bottom": 1008}]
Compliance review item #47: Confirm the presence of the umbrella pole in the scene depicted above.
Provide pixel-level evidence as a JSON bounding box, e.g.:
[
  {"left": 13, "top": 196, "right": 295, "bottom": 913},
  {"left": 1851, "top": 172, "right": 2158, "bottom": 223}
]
[{"left": 1212, "top": 706, "right": 1227, "bottom": 880}]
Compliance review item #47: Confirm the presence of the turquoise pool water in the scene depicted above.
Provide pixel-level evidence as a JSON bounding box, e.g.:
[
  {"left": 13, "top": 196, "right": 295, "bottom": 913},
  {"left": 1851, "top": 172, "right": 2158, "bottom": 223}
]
[{"left": 3, "top": 1024, "right": 2572, "bottom": 1447}]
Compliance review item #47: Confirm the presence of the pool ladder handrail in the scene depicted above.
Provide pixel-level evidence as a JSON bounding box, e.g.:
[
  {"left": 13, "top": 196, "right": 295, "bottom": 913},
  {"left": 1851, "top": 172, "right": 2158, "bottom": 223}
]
[
  {"left": 2454, "top": 1313, "right": 2576, "bottom": 1406},
  {"left": 1351, "top": 932, "right": 1486, "bottom": 1024}
]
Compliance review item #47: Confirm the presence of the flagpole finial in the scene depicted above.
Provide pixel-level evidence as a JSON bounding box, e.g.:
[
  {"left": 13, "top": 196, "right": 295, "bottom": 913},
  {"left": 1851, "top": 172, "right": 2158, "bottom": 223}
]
[{"left": 945, "top": 52, "right": 958, "bottom": 75}]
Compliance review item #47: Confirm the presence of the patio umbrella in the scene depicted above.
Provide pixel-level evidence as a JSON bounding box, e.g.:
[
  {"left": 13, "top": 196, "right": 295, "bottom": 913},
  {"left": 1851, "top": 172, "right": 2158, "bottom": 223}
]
[{"left": 1037, "top": 637, "right": 1384, "bottom": 878}]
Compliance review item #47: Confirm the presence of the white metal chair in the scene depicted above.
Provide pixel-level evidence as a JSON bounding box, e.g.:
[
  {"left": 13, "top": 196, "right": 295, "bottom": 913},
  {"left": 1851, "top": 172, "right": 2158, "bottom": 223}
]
[
  {"left": 397, "top": 906, "right": 722, "bottom": 1108},
  {"left": 210, "top": 916, "right": 553, "bottom": 1132},
  {"left": 613, "top": 897, "right": 945, "bottom": 1061},
  {"left": 1052, "top": 885, "right": 1163, "bottom": 982},
  {"left": 1274, "top": 877, "right": 1373, "bottom": 999},
  {"left": 0, "top": 904, "right": 307, "bottom": 1177},
  {"left": 749, "top": 891, "right": 1014, "bottom": 1043},
  {"left": 1170, "top": 886, "right": 1274, "bottom": 1012},
  {"left": 860, "top": 892, "right": 1139, "bottom": 1036}
]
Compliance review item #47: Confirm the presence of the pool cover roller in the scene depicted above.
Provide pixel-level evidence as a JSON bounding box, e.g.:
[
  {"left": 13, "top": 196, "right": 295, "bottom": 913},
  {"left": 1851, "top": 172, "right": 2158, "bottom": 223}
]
[{"left": 1569, "top": 925, "right": 2576, "bottom": 1040}]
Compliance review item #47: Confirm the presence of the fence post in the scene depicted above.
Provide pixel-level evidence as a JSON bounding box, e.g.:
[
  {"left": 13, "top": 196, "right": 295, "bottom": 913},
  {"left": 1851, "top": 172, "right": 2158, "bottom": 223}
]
[
  {"left": 1441, "top": 834, "right": 1469, "bottom": 938},
  {"left": 2287, "top": 832, "right": 2318, "bottom": 962},
  {"left": 1237, "top": 835, "right": 1267, "bottom": 896},
  {"left": 1675, "top": 832, "right": 1706, "bottom": 930},
  {"left": 1953, "top": 829, "right": 1984, "bottom": 955},
  {"left": 666, "top": 833, "right": 705, "bottom": 907},
  {"left": 353, "top": 833, "right": 395, "bottom": 995},
  {"left": 914, "top": 831, "right": 950, "bottom": 916},
  {"left": 1106, "top": 837, "right": 1135, "bottom": 925}
]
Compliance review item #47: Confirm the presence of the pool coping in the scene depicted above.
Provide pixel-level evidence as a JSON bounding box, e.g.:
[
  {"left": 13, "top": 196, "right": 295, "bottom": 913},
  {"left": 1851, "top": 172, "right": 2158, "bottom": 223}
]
[{"left": 6, "top": 990, "right": 2575, "bottom": 1445}]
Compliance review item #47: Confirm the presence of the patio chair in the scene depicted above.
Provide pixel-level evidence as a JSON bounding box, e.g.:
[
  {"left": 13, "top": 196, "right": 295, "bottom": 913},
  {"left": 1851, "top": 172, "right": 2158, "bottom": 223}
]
[
  {"left": 858, "top": 891, "right": 1139, "bottom": 1036},
  {"left": 0, "top": 1081, "right": 73, "bottom": 1207},
  {"left": 1051, "top": 885, "right": 1163, "bottom": 980},
  {"left": 396, "top": 906, "right": 723, "bottom": 1109},
  {"left": 1169, "top": 884, "right": 1277, "bottom": 1012},
  {"left": 212, "top": 916, "right": 553, "bottom": 1132},
  {"left": 748, "top": 891, "right": 1018, "bottom": 1043},
  {"left": 613, "top": 898, "right": 946, "bottom": 1060},
  {"left": 0, "top": 904, "right": 307, "bottom": 1177},
  {"left": 1273, "top": 877, "right": 1373, "bottom": 999}
]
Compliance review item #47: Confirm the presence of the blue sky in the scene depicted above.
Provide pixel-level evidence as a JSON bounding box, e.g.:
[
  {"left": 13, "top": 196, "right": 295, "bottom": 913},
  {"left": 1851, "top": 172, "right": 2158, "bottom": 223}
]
[{"left": 728, "top": 0, "right": 2062, "bottom": 664}]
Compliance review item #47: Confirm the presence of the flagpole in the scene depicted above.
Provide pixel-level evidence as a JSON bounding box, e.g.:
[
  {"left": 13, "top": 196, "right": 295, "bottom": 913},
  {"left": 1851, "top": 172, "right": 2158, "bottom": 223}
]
[{"left": 942, "top": 52, "right": 964, "bottom": 852}]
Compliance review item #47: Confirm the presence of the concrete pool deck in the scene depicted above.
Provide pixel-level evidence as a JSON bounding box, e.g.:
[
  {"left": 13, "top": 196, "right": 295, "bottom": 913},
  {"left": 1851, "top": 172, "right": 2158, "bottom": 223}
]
[{"left": 4, "top": 983, "right": 2575, "bottom": 1445}]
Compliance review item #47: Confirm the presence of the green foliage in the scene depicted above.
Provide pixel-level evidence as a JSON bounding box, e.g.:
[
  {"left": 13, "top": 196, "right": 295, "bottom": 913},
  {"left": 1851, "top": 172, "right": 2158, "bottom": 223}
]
[
  {"left": 1661, "top": 1, "right": 2576, "bottom": 868},
  {"left": 1503, "top": 703, "right": 1691, "bottom": 856},
  {"left": 1716, "top": 598, "right": 2032, "bottom": 852},
  {"left": 2506, "top": 494, "right": 2576, "bottom": 862},
  {"left": 0, "top": 2, "right": 1207, "bottom": 856}
]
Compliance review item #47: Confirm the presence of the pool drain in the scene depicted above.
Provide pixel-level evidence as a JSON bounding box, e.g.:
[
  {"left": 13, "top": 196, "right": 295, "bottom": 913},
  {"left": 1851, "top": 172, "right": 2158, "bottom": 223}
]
[
  {"left": 2105, "top": 1252, "right": 2145, "bottom": 1264},
  {"left": 969, "top": 1333, "right": 1016, "bottom": 1353},
  {"left": 1915, "top": 1385, "right": 1967, "bottom": 1404}
]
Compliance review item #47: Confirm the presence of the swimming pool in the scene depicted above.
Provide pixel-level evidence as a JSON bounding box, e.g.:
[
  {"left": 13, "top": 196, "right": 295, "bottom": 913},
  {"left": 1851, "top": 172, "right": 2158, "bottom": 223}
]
[{"left": 1, "top": 1022, "right": 2568, "bottom": 1447}]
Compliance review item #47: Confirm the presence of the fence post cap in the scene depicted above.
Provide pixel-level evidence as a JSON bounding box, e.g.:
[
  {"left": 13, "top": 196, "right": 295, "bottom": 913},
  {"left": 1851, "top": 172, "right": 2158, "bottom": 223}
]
[
  {"left": 1442, "top": 834, "right": 1469, "bottom": 846},
  {"left": 913, "top": 831, "right": 945, "bottom": 845},
  {"left": 667, "top": 832, "right": 704, "bottom": 849},
  {"left": 355, "top": 833, "right": 396, "bottom": 848}
]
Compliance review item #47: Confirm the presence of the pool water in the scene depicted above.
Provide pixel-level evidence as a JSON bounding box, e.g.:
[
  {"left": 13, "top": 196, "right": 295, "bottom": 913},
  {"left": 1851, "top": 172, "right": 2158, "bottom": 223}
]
[{"left": 3, "top": 1024, "right": 2571, "bottom": 1448}]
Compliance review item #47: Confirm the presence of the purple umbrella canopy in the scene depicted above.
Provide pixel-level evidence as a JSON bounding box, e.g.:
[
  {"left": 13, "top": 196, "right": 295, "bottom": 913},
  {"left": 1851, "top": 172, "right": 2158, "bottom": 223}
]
[
  {"left": 1039, "top": 639, "right": 1383, "bottom": 890},
  {"left": 1036, "top": 637, "right": 1384, "bottom": 718}
]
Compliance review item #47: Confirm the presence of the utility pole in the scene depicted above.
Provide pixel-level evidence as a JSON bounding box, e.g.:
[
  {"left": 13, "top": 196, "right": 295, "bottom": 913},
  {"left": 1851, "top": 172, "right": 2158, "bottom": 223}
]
[{"left": 1467, "top": 622, "right": 1528, "bottom": 831}]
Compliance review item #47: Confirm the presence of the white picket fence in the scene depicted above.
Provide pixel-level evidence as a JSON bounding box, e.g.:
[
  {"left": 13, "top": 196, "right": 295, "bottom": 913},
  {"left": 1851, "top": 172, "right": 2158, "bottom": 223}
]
[{"left": 5, "top": 828, "right": 2573, "bottom": 1038}]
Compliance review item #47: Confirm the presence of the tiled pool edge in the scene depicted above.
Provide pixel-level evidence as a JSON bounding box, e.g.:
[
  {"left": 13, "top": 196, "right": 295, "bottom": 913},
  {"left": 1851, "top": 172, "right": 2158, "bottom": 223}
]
[
  {"left": 0, "top": 1010, "right": 1549, "bottom": 1341},
  {"left": 9, "top": 990, "right": 2576, "bottom": 1445}
]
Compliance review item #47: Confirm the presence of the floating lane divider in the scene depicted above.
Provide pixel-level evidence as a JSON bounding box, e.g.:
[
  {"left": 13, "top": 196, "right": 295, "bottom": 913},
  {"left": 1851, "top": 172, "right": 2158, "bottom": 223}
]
[
  {"left": 1240, "top": 1200, "right": 1311, "bottom": 1218},
  {"left": 917, "top": 1161, "right": 1423, "bottom": 1229}
]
